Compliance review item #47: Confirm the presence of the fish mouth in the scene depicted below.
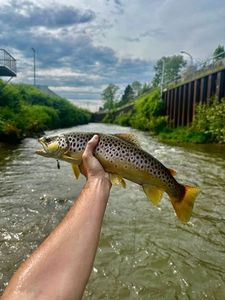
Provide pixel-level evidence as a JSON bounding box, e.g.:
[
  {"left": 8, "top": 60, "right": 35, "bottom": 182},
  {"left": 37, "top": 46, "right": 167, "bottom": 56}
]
[{"left": 35, "top": 138, "right": 49, "bottom": 157}]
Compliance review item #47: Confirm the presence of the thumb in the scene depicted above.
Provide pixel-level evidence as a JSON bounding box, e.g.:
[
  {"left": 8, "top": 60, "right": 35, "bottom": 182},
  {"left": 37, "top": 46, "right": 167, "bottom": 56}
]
[{"left": 83, "top": 135, "right": 99, "bottom": 158}]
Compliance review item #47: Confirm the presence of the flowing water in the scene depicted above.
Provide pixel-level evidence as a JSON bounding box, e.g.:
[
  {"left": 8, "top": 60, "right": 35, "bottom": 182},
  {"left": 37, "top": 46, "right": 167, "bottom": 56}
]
[{"left": 0, "top": 123, "right": 225, "bottom": 299}]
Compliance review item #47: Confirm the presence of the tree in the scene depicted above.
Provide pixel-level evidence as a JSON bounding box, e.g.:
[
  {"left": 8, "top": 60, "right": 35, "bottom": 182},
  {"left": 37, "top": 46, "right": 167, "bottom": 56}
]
[
  {"left": 142, "top": 82, "right": 151, "bottom": 93},
  {"left": 119, "top": 85, "right": 135, "bottom": 106},
  {"left": 152, "top": 55, "right": 186, "bottom": 87},
  {"left": 213, "top": 44, "right": 225, "bottom": 61},
  {"left": 131, "top": 81, "right": 142, "bottom": 97},
  {"left": 101, "top": 84, "right": 119, "bottom": 110}
]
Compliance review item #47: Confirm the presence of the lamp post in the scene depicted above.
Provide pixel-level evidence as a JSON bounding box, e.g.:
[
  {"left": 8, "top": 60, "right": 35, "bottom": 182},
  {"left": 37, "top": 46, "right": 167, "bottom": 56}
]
[
  {"left": 31, "top": 48, "right": 36, "bottom": 85},
  {"left": 180, "top": 50, "right": 193, "bottom": 66}
]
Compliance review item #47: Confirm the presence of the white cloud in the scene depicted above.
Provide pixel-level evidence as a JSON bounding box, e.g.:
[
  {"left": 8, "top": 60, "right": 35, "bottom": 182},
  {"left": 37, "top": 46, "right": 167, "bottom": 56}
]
[{"left": 1, "top": 0, "right": 224, "bottom": 101}]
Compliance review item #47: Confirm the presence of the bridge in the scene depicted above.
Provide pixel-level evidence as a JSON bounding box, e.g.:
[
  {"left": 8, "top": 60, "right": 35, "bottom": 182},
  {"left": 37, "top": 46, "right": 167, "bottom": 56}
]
[
  {"left": 92, "top": 101, "right": 135, "bottom": 122},
  {"left": 162, "top": 58, "right": 225, "bottom": 127},
  {"left": 0, "top": 49, "right": 17, "bottom": 77},
  {"left": 93, "top": 57, "right": 225, "bottom": 126}
]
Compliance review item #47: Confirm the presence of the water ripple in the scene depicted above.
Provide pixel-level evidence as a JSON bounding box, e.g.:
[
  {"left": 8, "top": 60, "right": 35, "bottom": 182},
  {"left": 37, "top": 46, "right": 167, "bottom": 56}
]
[{"left": 0, "top": 124, "right": 225, "bottom": 299}]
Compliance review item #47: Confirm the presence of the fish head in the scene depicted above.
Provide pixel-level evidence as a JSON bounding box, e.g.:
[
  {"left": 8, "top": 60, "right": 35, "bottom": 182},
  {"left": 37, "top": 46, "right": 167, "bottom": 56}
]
[{"left": 36, "top": 134, "right": 69, "bottom": 158}]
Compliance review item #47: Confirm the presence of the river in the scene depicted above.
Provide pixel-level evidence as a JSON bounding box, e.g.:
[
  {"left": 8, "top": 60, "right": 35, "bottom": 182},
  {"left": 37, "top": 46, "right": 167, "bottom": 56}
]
[{"left": 0, "top": 123, "right": 225, "bottom": 299}]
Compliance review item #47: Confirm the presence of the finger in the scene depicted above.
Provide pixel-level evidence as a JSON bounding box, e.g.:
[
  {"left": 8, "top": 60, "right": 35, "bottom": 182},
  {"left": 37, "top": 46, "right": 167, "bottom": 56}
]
[
  {"left": 82, "top": 135, "right": 99, "bottom": 162},
  {"left": 79, "top": 162, "right": 85, "bottom": 175}
]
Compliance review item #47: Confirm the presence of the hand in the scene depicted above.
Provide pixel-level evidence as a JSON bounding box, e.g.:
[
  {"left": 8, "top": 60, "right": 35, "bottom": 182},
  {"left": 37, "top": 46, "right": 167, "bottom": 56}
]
[{"left": 80, "top": 135, "right": 111, "bottom": 186}]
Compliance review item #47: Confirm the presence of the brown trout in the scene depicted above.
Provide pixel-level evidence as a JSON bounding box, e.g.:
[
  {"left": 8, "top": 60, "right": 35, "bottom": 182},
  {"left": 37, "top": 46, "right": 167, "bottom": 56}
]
[{"left": 36, "top": 132, "right": 200, "bottom": 222}]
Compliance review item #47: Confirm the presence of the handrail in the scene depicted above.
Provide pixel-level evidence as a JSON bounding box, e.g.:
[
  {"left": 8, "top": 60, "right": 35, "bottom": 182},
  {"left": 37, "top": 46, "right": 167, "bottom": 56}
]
[
  {"left": 164, "top": 56, "right": 225, "bottom": 90},
  {"left": 0, "top": 49, "right": 17, "bottom": 75}
]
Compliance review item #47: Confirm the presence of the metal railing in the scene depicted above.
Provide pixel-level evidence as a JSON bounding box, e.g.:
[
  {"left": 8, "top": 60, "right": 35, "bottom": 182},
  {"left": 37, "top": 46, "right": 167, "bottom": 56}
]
[
  {"left": 163, "top": 53, "right": 225, "bottom": 90},
  {"left": 0, "top": 48, "right": 17, "bottom": 75}
]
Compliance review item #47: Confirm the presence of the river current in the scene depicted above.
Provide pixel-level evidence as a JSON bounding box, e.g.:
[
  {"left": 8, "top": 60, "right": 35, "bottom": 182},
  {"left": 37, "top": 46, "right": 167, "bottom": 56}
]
[{"left": 0, "top": 123, "right": 225, "bottom": 299}]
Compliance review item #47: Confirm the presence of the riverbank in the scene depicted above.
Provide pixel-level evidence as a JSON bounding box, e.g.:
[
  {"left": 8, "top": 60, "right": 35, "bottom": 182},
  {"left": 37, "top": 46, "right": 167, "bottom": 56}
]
[
  {"left": 103, "top": 88, "right": 225, "bottom": 144},
  {"left": 0, "top": 81, "right": 91, "bottom": 143}
]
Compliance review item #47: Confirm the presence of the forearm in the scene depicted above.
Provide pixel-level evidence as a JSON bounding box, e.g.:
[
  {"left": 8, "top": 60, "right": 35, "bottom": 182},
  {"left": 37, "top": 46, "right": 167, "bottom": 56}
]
[{"left": 2, "top": 177, "right": 111, "bottom": 300}]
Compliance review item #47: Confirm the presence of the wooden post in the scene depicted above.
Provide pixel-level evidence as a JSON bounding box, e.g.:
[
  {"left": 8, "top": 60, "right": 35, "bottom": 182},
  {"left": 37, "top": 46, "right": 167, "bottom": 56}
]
[
  {"left": 187, "top": 81, "right": 194, "bottom": 125},
  {"left": 220, "top": 70, "right": 225, "bottom": 99},
  {"left": 167, "top": 89, "right": 171, "bottom": 122},
  {"left": 207, "top": 74, "right": 212, "bottom": 104},
  {"left": 166, "top": 90, "right": 170, "bottom": 116},
  {"left": 182, "top": 84, "right": 188, "bottom": 126},
  {"left": 177, "top": 85, "right": 183, "bottom": 127},
  {"left": 169, "top": 89, "right": 174, "bottom": 125},
  {"left": 173, "top": 87, "right": 178, "bottom": 127},
  {"left": 216, "top": 71, "right": 222, "bottom": 100},
  {"left": 199, "top": 77, "right": 208, "bottom": 104}
]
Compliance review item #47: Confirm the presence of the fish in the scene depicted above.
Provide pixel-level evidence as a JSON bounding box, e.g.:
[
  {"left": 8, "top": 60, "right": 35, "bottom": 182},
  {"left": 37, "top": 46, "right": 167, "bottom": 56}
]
[{"left": 36, "top": 132, "right": 200, "bottom": 223}]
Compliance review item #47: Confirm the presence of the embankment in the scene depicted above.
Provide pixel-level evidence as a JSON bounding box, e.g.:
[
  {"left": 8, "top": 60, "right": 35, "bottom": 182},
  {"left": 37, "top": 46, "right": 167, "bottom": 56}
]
[
  {"left": 0, "top": 81, "right": 91, "bottom": 143},
  {"left": 101, "top": 88, "right": 225, "bottom": 144}
]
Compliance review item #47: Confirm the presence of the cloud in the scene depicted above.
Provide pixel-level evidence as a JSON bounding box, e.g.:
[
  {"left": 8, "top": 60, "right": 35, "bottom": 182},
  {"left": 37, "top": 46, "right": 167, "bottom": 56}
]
[
  {"left": 0, "top": 0, "right": 224, "bottom": 105},
  {"left": 0, "top": 5, "right": 153, "bottom": 94},
  {"left": 1, "top": 0, "right": 95, "bottom": 30}
]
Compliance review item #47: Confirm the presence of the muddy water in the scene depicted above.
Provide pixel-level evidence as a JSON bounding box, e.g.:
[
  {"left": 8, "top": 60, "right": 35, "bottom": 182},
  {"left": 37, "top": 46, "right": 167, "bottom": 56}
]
[{"left": 0, "top": 123, "right": 225, "bottom": 299}]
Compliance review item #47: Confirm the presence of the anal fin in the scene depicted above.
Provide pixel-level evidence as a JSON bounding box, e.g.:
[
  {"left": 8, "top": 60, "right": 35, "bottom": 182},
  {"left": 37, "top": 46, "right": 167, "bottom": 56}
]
[
  {"left": 110, "top": 174, "right": 126, "bottom": 188},
  {"left": 142, "top": 184, "right": 163, "bottom": 206}
]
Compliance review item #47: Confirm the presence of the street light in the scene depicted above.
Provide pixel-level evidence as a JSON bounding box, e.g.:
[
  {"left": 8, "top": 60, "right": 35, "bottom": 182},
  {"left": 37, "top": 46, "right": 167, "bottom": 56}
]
[
  {"left": 180, "top": 50, "right": 193, "bottom": 65},
  {"left": 31, "top": 48, "right": 36, "bottom": 85}
]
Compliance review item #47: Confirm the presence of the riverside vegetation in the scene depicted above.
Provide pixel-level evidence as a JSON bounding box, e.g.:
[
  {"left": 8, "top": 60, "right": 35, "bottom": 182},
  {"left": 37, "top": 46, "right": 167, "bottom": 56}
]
[
  {"left": 103, "top": 88, "right": 225, "bottom": 144},
  {"left": 0, "top": 80, "right": 91, "bottom": 143},
  {"left": 101, "top": 46, "right": 225, "bottom": 144}
]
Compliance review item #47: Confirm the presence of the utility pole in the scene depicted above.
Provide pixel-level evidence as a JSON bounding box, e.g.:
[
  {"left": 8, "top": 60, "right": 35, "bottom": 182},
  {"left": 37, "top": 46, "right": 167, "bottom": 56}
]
[{"left": 31, "top": 48, "right": 36, "bottom": 85}]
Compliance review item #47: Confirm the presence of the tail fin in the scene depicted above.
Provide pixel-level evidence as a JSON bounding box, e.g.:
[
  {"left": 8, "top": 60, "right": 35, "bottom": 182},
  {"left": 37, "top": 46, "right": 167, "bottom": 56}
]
[{"left": 170, "top": 185, "right": 200, "bottom": 223}]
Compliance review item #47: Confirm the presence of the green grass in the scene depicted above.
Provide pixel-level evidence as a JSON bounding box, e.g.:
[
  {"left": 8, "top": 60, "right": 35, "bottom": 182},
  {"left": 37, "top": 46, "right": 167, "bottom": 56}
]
[
  {"left": 0, "top": 81, "right": 91, "bottom": 143},
  {"left": 110, "top": 87, "right": 225, "bottom": 144}
]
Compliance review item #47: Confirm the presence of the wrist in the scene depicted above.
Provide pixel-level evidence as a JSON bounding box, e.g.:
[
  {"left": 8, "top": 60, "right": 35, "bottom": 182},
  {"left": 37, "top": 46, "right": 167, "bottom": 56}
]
[{"left": 86, "top": 175, "right": 112, "bottom": 192}]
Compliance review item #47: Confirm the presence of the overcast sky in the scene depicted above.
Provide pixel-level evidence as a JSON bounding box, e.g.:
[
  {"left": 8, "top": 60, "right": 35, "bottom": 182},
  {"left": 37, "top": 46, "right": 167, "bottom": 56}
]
[{"left": 1, "top": 0, "right": 225, "bottom": 104}]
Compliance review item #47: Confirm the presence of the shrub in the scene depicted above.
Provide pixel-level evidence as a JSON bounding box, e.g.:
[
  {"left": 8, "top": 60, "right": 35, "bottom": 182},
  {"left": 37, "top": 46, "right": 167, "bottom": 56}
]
[
  {"left": 114, "top": 111, "right": 132, "bottom": 126},
  {"left": 192, "top": 99, "right": 225, "bottom": 143},
  {"left": 0, "top": 80, "right": 91, "bottom": 143}
]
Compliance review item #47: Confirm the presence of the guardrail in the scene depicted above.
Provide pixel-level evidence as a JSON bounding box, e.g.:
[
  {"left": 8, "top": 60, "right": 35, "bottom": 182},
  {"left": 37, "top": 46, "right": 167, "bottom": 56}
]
[
  {"left": 0, "top": 48, "right": 17, "bottom": 76},
  {"left": 164, "top": 55, "right": 225, "bottom": 90}
]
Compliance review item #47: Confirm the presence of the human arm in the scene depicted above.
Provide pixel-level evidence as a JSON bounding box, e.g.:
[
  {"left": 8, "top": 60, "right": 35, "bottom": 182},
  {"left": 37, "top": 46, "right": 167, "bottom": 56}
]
[{"left": 2, "top": 135, "right": 111, "bottom": 300}]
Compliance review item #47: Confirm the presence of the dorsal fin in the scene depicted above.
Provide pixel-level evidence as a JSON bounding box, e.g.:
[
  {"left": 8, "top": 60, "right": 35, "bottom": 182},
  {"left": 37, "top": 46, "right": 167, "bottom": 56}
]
[{"left": 113, "top": 133, "right": 141, "bottom": 148}]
